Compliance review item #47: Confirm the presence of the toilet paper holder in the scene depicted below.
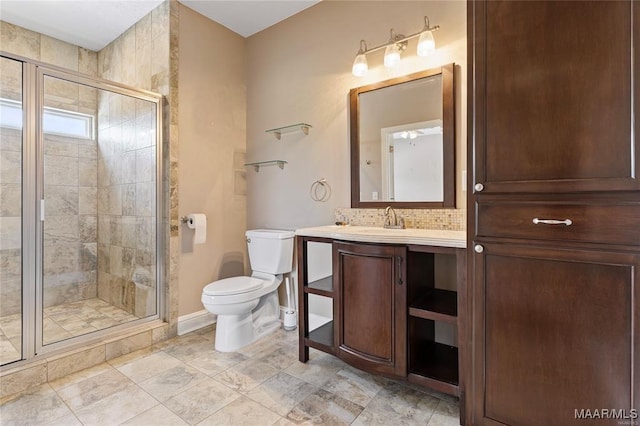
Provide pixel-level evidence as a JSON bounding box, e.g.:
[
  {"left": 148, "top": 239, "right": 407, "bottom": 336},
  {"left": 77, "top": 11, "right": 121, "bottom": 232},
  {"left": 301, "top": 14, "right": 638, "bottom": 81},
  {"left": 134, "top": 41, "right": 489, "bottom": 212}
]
[{"left": 180, "top": 216, "right": 192, "bottom": 225}]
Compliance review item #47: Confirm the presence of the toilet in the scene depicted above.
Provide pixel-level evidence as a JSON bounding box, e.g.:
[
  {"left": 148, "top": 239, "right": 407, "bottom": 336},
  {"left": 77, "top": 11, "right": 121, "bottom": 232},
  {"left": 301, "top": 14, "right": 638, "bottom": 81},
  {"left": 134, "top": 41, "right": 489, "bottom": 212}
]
[{"left": 201, "top": 229, "right": 294, "bottom": 352}]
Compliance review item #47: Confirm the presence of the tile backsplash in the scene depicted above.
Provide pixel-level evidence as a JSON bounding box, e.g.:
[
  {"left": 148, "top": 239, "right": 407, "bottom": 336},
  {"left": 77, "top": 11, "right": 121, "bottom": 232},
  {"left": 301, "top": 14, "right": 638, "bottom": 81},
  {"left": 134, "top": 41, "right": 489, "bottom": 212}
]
[{"left": 335, "top": 208, "right": 466, "bottom": 231}]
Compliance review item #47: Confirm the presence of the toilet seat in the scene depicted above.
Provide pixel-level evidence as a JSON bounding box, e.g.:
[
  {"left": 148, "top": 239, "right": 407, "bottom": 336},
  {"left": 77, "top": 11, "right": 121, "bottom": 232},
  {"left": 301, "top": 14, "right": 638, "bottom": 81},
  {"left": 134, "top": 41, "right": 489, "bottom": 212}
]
[{"left": 203, "top": 276, "right": 265, "bottom": 296}]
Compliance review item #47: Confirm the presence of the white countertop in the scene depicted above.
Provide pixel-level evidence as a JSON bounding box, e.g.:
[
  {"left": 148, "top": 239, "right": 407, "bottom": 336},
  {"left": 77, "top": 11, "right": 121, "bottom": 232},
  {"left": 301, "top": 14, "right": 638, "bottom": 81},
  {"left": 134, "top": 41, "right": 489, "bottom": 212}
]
[{"left": 295, "top": 225, "right": 467, "bottom": 248}]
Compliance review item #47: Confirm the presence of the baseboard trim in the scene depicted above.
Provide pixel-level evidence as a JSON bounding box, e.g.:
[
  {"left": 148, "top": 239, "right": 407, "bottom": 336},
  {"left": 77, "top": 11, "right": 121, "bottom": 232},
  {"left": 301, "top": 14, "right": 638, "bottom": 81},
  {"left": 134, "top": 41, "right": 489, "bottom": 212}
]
[
  {"left": 178, "top": 307, "right": 295, "bottom": 335},
  {"left": 177, "top": 310, "right": 216, "bottom": 336}
]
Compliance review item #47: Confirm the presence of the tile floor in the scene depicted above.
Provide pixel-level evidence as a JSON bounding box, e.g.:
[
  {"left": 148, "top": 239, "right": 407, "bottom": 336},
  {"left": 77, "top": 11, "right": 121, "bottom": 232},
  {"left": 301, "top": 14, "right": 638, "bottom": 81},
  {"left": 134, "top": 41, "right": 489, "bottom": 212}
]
[
  {"left": 0, "top": 325, "right": 460, "bottom": 425},
  {"left": 0, "top": 298, "right": 138, "bottom": 365}
]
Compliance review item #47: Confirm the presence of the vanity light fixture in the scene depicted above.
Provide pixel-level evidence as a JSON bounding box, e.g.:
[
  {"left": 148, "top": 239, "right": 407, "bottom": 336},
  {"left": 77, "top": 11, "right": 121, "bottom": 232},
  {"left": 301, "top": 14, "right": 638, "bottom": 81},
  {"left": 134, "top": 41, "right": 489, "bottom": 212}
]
[{"left": 352, "top": 16, "right": 439, "bottom": 77}]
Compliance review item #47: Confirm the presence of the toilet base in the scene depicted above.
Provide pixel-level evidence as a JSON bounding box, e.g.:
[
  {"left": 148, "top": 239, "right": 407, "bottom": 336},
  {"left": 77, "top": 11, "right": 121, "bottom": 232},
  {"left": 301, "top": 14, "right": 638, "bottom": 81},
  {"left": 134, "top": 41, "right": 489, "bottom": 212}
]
[{"left": 214, "top": 291, "right": 281, "bottom": 352}]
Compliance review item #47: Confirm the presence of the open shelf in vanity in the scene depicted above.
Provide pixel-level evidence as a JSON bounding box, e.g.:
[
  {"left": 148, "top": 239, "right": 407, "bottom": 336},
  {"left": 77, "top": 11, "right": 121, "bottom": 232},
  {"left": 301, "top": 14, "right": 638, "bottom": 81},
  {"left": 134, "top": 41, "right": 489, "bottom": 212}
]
[
  {"left": 296, "top": 226, "right": 467, "bottom": 399},
  {"left": 405, "top": 244, "right": 466, "bottom": 396},
  {"left": 304, "top": 275, "right": 335, "bottom": 353}
]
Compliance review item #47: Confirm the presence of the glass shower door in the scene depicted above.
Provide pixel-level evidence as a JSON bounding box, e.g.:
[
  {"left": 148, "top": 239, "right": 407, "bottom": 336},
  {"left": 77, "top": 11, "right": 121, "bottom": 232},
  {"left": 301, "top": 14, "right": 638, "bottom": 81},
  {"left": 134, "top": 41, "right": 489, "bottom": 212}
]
[
  {"left": 0, "top": 56, "right": 24, "bottom": 365},
  {"left": 40, "top": 72, "right": 158, "bottom": 347}
]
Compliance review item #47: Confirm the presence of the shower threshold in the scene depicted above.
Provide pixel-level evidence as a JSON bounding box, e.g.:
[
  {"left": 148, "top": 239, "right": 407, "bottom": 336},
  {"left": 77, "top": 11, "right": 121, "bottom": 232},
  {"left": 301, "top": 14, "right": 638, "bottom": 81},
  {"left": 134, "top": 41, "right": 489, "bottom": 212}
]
[{"left": 0, "top": 298, "right": 138, "bottom": 365}]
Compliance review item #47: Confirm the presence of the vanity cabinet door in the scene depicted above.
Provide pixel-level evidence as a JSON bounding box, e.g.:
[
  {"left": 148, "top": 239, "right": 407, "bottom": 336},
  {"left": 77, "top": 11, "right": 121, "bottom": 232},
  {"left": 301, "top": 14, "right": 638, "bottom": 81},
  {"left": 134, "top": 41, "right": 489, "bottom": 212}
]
[
  {"left": 334, "top": 242, "right": 407, "bottom": 377},
  {"left": 471, "top": 242, "right": 639, "bottom": 425},
  {"left": 471, "top": 0, "right": 639, "bottom": 194}
]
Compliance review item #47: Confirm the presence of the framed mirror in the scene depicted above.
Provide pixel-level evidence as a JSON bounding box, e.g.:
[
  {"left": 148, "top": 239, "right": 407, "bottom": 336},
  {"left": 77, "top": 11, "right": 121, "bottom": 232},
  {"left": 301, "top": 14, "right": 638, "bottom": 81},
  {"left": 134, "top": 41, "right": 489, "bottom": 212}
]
[{"left": 350, "top": 63, "right": 455, "bottom": 208}]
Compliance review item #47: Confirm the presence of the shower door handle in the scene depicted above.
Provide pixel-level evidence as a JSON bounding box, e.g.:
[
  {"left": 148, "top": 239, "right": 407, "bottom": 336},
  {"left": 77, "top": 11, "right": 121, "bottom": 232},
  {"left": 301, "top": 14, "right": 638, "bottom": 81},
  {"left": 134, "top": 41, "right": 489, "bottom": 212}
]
[{"left": 40, "top": 199, "right": 45, "bottom": 221}]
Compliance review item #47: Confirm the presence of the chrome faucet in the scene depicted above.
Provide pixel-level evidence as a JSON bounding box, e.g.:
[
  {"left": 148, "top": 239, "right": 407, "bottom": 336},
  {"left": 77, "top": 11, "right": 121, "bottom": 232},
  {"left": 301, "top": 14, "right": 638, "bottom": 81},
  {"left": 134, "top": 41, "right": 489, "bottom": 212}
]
[{"left": 384, "top": 206, "right": 405, "bottom": 229}]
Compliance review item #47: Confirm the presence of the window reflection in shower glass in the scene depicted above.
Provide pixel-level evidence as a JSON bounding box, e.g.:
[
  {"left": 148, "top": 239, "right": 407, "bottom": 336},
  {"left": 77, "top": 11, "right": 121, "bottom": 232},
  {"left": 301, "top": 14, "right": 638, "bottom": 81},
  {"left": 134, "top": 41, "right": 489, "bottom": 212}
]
[
  {"left": 42, "top": 75, "right": 157, "bottom": 346},
  {"left": 0, "top": 56, "right": 23, "bottom": 365}
]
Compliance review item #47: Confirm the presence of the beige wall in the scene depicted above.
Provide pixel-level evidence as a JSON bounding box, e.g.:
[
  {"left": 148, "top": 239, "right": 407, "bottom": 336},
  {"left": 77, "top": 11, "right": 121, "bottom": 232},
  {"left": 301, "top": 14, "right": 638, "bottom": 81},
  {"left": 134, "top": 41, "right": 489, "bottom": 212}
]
[
  {"left": 177, "top": 4, "right": 247, "bottom": 316},
  {"left": 246, "top": 1, "right": 467, "bottom": 231}
]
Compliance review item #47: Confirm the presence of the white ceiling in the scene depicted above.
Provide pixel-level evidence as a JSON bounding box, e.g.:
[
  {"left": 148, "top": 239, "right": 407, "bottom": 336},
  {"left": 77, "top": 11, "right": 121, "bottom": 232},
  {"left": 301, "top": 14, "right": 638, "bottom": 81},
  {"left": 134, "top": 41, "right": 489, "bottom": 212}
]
[
  {"left": 180, "top": 1, "right": 319, "bottom": 38},
  {"left": 0, "top": 0, "right": 320, "bottom": 52}
]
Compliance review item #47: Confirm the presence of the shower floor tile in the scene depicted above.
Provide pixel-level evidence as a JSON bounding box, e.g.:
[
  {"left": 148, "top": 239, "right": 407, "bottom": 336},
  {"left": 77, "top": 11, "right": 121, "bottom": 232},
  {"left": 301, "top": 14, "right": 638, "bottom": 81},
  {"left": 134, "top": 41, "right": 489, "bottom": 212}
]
[{"left": 0, "top": 298, "right": 138, "bottom": 365}]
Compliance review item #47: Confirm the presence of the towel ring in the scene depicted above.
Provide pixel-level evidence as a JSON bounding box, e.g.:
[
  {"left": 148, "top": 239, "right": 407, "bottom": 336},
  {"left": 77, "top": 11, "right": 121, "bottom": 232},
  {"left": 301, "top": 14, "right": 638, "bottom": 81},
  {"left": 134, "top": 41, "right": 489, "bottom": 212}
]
[{"left": 310, "top": 178, "right": 331, "bottom": 202}]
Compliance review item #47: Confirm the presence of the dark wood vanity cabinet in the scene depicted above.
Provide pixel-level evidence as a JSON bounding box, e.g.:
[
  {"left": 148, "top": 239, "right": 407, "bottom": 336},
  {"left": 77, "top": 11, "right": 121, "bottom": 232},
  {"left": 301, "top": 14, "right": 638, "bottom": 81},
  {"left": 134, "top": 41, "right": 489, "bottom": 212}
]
[
  {"left": 468, "top": 1, "right": 640, "bottom": 425},
  {"left": 333, "top": 242, "right": 407, "bottom": 377},
  {"left": 298, "top": 235, "right": 467, "bottom": 407}
]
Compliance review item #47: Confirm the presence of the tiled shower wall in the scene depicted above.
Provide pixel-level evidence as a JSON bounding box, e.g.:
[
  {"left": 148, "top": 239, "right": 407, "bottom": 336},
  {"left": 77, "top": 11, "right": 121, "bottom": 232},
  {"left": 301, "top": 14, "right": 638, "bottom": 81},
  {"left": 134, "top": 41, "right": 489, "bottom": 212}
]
[
  {"left": 96, "top": 0, "right": 177, "bottom": 327},
  {"left": 0, "top": 44, "right": 100, "bottom": 317},
  {"left": 0, "top": 126, "right": 22, "bottom": 317},
  {"left": 42, "top": 78, "right": 99, "bottom": 309},
  {"left": 0, "top": 57, "right": 22, "bottom": 317},
  {"left": 0, "top": 0, "right": 177, "bottom": 331},
  {"left": 96, "top": 93, "right": 157, "bottom": 317}
]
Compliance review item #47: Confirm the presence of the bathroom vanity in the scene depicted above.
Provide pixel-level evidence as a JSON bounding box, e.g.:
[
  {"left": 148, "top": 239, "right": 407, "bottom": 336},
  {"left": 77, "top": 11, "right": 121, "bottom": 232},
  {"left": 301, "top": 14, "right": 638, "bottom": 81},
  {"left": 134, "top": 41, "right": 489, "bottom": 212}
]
[{"left": 295, "top": 226, "right": 467, "bottom": 401}]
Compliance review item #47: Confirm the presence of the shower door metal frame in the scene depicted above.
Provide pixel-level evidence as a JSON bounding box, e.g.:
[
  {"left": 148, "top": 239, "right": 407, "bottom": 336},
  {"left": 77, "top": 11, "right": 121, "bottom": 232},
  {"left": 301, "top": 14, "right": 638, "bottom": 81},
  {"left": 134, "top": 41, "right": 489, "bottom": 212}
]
[{"left": 1, "top": 52, "right": 166, "bottom": 362}]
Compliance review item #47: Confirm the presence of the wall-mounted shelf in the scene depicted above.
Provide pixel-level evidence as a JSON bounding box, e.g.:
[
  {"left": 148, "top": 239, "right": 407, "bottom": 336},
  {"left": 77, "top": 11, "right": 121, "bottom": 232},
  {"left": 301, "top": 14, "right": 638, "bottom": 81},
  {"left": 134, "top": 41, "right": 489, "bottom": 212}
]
[
  {"left": 244, "top": 160, "right": 287, "bottom": 172},
  {"left": 266, "top": 123, "right": 312, "bottom": 140}
]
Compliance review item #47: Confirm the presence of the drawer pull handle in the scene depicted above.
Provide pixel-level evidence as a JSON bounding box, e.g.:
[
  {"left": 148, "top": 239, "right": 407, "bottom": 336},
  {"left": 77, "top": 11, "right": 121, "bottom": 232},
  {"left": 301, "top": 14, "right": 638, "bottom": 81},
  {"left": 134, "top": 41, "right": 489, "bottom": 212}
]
[{"left": 532, "top": 218, "right": 573, "bottom": 226}]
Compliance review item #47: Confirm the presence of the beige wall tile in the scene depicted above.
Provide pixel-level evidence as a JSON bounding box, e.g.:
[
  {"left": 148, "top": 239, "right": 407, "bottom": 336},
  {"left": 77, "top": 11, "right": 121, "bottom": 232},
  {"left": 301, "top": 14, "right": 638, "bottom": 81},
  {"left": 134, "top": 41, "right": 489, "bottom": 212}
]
[
  {"left": 46, "top": 345, "right": 105, "bottom": 382},
  {"left": 0, "top": 361, "right": 48, "bottom": 400},
  {"left": 0, "top": 151, "right": 21, "bottom": 184},
  {"left": 44, "top": 216, "right": 79, "bottom": 244},
  {"left": 45, "top": 155, "right": 79, "bottom": 186},
  {"left": 151, "top": 323, "right": 169, "bottom": 344},
  {"left": 105, "top": 329, "right": 152, "bottom": 360},
  {"left": 79, "top": 215, "right": 97, "bottom": 242},
  {"left": 0, "top": 21, "right": 41, "bottom": 59},
  {"left": 41, "top": 35, "right": 79, "bottom": 71},
  {"left": 78, "top": 48, "right": 98, "bottom": 77},
  {"left": 78, "top": 158, "right": 97, "bottom": 186},
  {"left": 44, "top": 140, "right": 79, "bottom": 157},
  {"left": 0, "top": 183, "right": 21, "bottom": 216},
  {"left": 0, "top": 217, "right": 21, "bottom": 250},
  {"left": 78, "top": 187, "right": 97, "bottom": 215},
  {"left": 45, "top": 185, "right": 79, "bottom": 216},
  {"left": 0, "top": 128, "right": 22, "bottom": 152}
]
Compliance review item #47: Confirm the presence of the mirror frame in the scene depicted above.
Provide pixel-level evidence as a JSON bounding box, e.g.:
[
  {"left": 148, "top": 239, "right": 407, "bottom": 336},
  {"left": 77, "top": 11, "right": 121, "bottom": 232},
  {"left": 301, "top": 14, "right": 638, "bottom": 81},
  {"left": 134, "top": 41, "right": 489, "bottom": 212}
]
[{"left": 349, "top": 63, "right": 455, "bottom": 208}]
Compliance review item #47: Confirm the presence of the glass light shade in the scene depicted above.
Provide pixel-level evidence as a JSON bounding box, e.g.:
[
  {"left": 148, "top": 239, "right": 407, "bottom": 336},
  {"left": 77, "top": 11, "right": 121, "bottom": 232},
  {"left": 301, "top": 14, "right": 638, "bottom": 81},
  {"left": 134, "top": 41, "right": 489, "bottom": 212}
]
[
  {"left": 417, "top": 30, "right": 435, "bottom": 56},
  {"left": 352, "top": 53, "right": 368, "bottom": 77},
  {"left": 384, "top": 44, "right": 401, "bottom": 68}
]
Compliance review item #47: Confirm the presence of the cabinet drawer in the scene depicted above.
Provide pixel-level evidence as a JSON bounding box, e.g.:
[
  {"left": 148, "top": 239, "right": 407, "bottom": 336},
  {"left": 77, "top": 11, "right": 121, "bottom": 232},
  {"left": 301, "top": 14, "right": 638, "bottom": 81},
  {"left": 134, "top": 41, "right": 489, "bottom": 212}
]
[{"left": 477, "top": 201, "right": 640, "bottom": 246}]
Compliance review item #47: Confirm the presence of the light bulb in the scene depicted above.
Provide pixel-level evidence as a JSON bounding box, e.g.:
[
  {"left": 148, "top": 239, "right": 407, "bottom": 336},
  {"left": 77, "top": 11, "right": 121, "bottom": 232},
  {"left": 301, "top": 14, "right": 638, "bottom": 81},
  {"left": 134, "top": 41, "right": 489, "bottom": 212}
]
[
  {"left": 384, "top": 44, "right": 401, "bottom": 68},
  {"left": 417, "top": 30, "right": 435, "bottom": 56},
  {"left": 352, "top": 53, "right": 368, "bottom": 77}
]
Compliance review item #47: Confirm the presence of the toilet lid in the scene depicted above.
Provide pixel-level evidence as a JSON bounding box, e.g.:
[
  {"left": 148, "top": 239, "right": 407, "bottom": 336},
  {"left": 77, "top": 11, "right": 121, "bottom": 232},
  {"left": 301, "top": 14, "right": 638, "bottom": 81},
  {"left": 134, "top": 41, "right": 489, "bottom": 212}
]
[{"left": 203, "top": 276, "right": 265, "bottom": 296}]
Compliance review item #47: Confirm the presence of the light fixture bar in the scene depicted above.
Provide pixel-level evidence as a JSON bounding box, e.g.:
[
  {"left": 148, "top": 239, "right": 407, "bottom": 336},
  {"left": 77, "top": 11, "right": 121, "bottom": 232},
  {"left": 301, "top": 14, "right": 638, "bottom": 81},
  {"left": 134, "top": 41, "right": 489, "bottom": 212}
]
[
  {"left": 358, "top": 25, "right": 439, "bottom": 56},
  {"left": 352, "top": 16, "right": 440, "bottom": 76}
]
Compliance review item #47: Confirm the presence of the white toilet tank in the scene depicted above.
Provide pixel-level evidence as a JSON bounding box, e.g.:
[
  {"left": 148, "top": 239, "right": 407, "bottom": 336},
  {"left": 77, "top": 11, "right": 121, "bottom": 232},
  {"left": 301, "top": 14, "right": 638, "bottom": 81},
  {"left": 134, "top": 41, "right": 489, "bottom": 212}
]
[{"left": 246, "top": 229, "right": 294, "bottom": 274}]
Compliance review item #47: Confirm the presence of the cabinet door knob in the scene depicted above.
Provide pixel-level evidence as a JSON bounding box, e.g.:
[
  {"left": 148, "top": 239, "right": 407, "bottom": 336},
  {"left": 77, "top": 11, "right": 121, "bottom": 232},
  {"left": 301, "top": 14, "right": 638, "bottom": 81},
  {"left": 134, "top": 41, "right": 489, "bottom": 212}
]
[
  {"left": 474, "top": 244, "right": 484, "bottom": 253},
  {"left": 474, "top": 183, "right": 484, "bottom": 192}
]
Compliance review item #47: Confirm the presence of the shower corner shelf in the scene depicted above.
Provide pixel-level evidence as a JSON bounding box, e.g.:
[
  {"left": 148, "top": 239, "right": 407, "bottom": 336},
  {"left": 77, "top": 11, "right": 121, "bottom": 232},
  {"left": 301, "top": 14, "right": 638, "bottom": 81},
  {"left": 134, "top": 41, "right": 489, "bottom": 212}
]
[
  {"left": 265, "top": 123, "right": 312, "bottom": 140},
  {"left": 244, "top": 160, "right": 288, "bottom": 172}
]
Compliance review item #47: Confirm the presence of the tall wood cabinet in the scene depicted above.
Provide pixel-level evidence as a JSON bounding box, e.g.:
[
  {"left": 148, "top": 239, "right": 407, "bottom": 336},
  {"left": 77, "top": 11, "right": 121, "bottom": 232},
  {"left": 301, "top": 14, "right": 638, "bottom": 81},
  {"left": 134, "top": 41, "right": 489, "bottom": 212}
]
[{"left": 468, "top": 1, "right": 640, "bottom": 425}]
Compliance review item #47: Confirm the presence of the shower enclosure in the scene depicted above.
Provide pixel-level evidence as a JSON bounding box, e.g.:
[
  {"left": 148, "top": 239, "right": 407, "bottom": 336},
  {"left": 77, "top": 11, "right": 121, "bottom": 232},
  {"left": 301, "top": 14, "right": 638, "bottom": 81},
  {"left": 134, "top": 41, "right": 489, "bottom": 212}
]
[{"left": 0, "top": 53, "right": 164, "bottom": 366}]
